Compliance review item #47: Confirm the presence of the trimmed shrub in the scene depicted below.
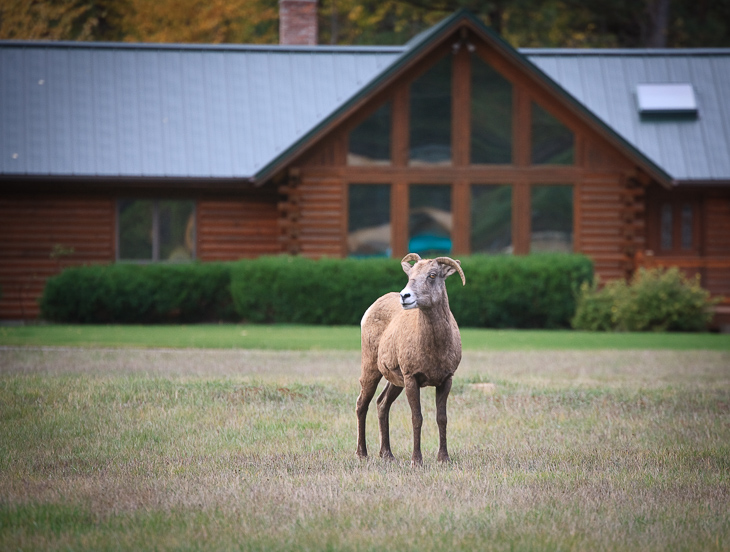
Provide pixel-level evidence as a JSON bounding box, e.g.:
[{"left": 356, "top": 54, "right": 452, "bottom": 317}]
[
  {"left": 231, "top": 254, "right": 593, "bottom": 328},
  {"left": 572, "top": 267, "right": 718, "bottom": 332},
  {"left": 40, "top": 262, "right": 236, "bottom": 323}
]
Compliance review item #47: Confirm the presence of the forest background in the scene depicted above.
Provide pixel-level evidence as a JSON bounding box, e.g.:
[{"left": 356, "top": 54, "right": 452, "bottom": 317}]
[{"left": 1, "top": 0, "right": 729, "bottom": 49}]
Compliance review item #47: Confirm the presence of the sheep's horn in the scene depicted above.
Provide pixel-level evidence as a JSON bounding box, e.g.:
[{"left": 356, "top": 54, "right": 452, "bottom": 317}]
[
  {"left": 434, "top": 257, "right": 466, "bottom": 286},
  {"left": 401, "top": 253, "right": 421, "bottom": 264}
]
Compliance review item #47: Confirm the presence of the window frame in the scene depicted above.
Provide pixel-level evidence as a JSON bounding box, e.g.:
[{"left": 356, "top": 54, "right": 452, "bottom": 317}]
[{"left": 116, "top": 198, "right": 197, "bottom": 263}]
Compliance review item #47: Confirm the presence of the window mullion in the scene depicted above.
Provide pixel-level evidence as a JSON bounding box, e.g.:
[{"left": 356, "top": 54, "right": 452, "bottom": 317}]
[{"left": 152, "top": 200, "right": 160, "bottom": 261}]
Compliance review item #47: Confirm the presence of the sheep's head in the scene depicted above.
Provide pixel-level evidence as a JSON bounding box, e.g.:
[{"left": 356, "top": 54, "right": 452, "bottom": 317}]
[{"left": 399, "top": 253, "right": 465, "bottom": 310}]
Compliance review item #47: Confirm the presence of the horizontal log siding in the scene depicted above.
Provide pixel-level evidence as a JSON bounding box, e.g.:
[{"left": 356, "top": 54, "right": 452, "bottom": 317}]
[
  {"left": 576, "top": 174, "right": 632, "bottom": 281},
  {"left": 197, "top": 190, "right": 281, "bottom": 261},
  {"left": 0, "top": 196, "right": 114, "bottom": 319},
  {"left": 704, "top": 194, "right": 730, "bottom": 297},
  {"left": 297, "top": 176, "right": 345, "bottom": 258}
]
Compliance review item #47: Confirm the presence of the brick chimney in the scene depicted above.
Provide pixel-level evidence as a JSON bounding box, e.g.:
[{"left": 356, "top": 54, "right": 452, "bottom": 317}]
[{"left": 279, "top": 0, "right": 318, "bottom": 45}]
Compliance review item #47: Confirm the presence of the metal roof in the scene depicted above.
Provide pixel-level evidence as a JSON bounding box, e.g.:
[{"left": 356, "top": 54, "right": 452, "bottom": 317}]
[
  {"left": 1, "top": 16, "right": 729, "bottom": 185},
  {"left": 523, "top": 48, "right": 730, "bottom": 183},
  {"left": 0, "top": 41, "right": 401, "bottom": 180}
]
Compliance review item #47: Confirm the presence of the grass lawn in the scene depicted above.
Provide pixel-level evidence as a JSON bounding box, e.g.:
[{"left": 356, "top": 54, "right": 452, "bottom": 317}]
[
  {"left": 1, "top": 346, "right": 729, "bottom": 551},
  {"left": 1, "top": 323, "right": 730, "bottom": 350}
]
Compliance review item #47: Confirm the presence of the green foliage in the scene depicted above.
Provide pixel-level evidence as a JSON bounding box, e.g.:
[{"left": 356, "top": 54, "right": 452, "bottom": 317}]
[
  {"left": 231, "top": 254, "right": 593, "bottom": 328},
  {"left": 572, "top": 267, "right": 719, "bottom": 332},
  {"left": 451, "top": 254, "right": 593, "bottom": 328},
  {"left": 40, "top": 263, "right": 236, "bottom": 324}
]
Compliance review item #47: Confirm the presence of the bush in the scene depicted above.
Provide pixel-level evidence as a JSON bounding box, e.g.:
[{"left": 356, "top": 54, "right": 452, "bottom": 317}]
[
  {"left": 231, "top": 254, "right": 593, "bottom": 328},
  {"left": 40, "top": 263, "right": 236, "bottom": 323},
  {"left": 572, "top": 267, "right": 718, "bottom": 332}
]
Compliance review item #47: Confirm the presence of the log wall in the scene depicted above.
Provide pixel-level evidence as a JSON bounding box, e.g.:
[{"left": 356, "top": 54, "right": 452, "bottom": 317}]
[{"left": 0, "top": 195, "right": 115, "bottom": 319}]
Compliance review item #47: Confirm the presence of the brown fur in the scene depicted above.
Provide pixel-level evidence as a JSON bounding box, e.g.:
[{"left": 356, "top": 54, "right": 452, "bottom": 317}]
[{"left": 356, "top": 254, "right": 465, "bottom": 466}]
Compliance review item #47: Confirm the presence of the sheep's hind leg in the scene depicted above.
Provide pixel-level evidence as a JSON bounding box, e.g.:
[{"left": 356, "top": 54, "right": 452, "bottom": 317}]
[
  {"left": 404, "top": 375, "right": 423, "bottom": 467},
  {"left": 356, "top": 373, "right": 381, "bottom": 458},
  {"left": 376, "top": 382, "right": 403, "bottom": 460},
  {"left": 435, "top": 376, "right": 452, "bottom": 463}
]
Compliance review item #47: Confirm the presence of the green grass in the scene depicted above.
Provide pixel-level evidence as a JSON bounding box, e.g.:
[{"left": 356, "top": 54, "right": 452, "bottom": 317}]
[
  {"left": 1, "top": 324, "right": 729, "bottom": 350},
  {"left": 1, "top": 347, "right": 729, "bottom": 551}
]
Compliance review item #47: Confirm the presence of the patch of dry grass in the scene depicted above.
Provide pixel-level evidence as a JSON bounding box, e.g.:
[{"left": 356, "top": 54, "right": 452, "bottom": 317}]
[{"left": 1, "top": 348, "right": 729, "bottom": 551}]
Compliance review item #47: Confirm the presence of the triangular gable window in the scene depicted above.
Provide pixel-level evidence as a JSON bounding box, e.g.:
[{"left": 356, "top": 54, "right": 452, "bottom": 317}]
[
  {"left": 409, "top": 55, "right": 452, "bottom": 166},
  {"left": 471, "top": 54, "right": 512, "bottom": 164},
  {"left": 347, "top": 102, "right": 391, "bottom": 166},
  {"left": 531, "top": 102, "right": 574, "bottom": 165}
]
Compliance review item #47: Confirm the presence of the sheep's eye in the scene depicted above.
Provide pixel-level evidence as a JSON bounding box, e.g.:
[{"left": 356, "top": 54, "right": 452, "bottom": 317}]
[{"left": 429, "top": 273, "right": 437, "bottom": 279}]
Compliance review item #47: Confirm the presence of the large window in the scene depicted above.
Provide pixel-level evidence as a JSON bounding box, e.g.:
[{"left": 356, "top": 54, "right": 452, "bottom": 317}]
[
  {"left": 409, "top": 185, "right": 452, "bottom": 256},
  {"left": 118, "top": 199, "right": 195, "bottom": 261},
  {"left": 531, "top": 103, "right": 574, "bottom": 165},
  {"left": 348, "top": 185, "right": 391, "bottom": 257},
  {"left": 409, "top": 56, "right": 452, "bottom": 166},
  {"left": 471, "top": 55, "right": 512, "bottom": 164},
  {"left": 530, "top": 185, "right": 573, "bottom": 252},
  {"left": 471, "top": 185, "right": 512, "bottom": 254},
  {"left": 348, "top": 102, "right": 391, "bottom": 166}
]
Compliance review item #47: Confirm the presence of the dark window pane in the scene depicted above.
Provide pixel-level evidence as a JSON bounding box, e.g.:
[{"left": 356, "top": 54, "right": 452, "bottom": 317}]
[
  {"left": 409, "top": 56, "right": 451, "bottom": 166},
  {"left": 681, "top": 203, "right": 693, "bottom": 250},
  {"left": 531, "top": 103, "right": 574, "bottom": 165},
  {"left": 471, "top": 185, "right": 512, "bottom": 254},
  {"left": 530, "top": 185, "right": 573, "bottom": 252},
  {"left": 159, "top": 200, "right": 195, "bottom": 261},
  {"left": 409, "top": 185, "right": 452, "bottom": 256},
  {"left": 118, "top": 199, "right": 153, "bottom": 260},
  {"left": 471, "top": 55, "right": 512, "bottom": 164},
  {"left": 348, "top": 184, "right": 391, "bottom": 257},
  {"left": 348, "top": 102, "right": 391, "bottom": 166},
  {"left": 660, "top": 203, "right": 673, "bottom": 250}
]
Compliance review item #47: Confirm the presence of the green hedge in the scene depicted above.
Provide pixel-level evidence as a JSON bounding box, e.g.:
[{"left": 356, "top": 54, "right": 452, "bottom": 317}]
[
  {"left": 572, "top": 267, "right": 718, "bottom": 332},
  {"left": 231, "top": 254, "right": 593, "bottom": 329},
  {"left": 40, "top": 263, "right": 236, "bottom": 323},
  {"left": 40, "top": 254, "right": 593, "bottom": 327}
]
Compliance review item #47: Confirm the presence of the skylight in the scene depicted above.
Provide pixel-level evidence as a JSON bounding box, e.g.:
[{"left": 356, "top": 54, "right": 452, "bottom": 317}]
[{"left": 636, "top": 83, "right": 697, "bottom": 115}]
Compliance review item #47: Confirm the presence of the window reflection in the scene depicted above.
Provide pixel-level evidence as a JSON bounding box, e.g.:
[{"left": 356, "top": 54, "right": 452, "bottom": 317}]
[
  {"left": 118, "top": 200, "right": 195, "bottom": 261},
  {"left": 348, "top": 102, "right": 391, "bottom": 166},
  {"left": 471, "top": 55, "right": 512, "bottom": 164},
  {"left": 530, "top": 185, "right": 573, "bottom": 252},
  {"left": 471, "top": 185, "right": 512, "bottom": 254},
  {"left": 409, "top": 185, "right": 452, "bottom": 256},
  {"left": 409, "top": 56, "right": 452, "bottom": 166},
  {"left": 348, "top": 184, "right": 391, "bottom": 257},
  {"left": 531, "top": 103, "right": 574, "bottom": 165}
]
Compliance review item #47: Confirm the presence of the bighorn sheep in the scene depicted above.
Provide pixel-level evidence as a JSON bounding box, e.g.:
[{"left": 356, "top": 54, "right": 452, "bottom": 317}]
[{"left": 356, "top": 253, "right": 466, "bottom": 466}]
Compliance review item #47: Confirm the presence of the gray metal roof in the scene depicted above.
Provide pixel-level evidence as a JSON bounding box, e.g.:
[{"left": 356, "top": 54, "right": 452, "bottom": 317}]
[
  {"left": 523, "top": 48, "right": 730, "bottom": 183},
  {"left": 0, "top": 41, "right": 401, "bottom": 180},
  {"left": 2, "top": 25, "right": 729, "bottom": 184}
]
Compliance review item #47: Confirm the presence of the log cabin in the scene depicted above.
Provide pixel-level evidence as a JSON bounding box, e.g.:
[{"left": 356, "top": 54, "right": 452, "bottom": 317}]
[{"left": 1, "top": 7, "right": 729, "bottom": 323}]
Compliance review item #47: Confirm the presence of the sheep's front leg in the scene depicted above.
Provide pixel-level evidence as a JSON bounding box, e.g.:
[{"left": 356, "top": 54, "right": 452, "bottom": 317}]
[
  {"left": 435, "top": 376, "right": 452, "bottom": 463},
  {"left": 377, "top": 382, "right": 403, "bottom": 460},
  {"left": 404, "top": 375, "right": 423, "bottom": 466},
  {"left": 356, "top": 373, "right": 381, "bottom": 458}
]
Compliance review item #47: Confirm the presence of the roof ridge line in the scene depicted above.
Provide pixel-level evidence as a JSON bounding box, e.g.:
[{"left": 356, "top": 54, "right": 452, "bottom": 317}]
[{"left": 0, "top": 40, "right": 407, "bottom": 54}]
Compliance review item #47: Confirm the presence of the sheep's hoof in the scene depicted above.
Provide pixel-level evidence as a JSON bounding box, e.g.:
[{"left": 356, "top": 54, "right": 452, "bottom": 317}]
[
  {"left": 410, "top": 456, "right": 423, "bottom": 467},
  {"left": 379, "top": 450, "right": 396, "bottom": 462},
  {"left": 437, "top": 453, "right": 451, "bottom": 463},
  {"left": 356, "top": 449, "right": 368, "bottom": 460}
]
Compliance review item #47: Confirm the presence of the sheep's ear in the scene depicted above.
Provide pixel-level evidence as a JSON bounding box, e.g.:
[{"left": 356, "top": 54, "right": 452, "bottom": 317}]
[{"left": 401, "top": 261, "right": 413, "bottom": 275}]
